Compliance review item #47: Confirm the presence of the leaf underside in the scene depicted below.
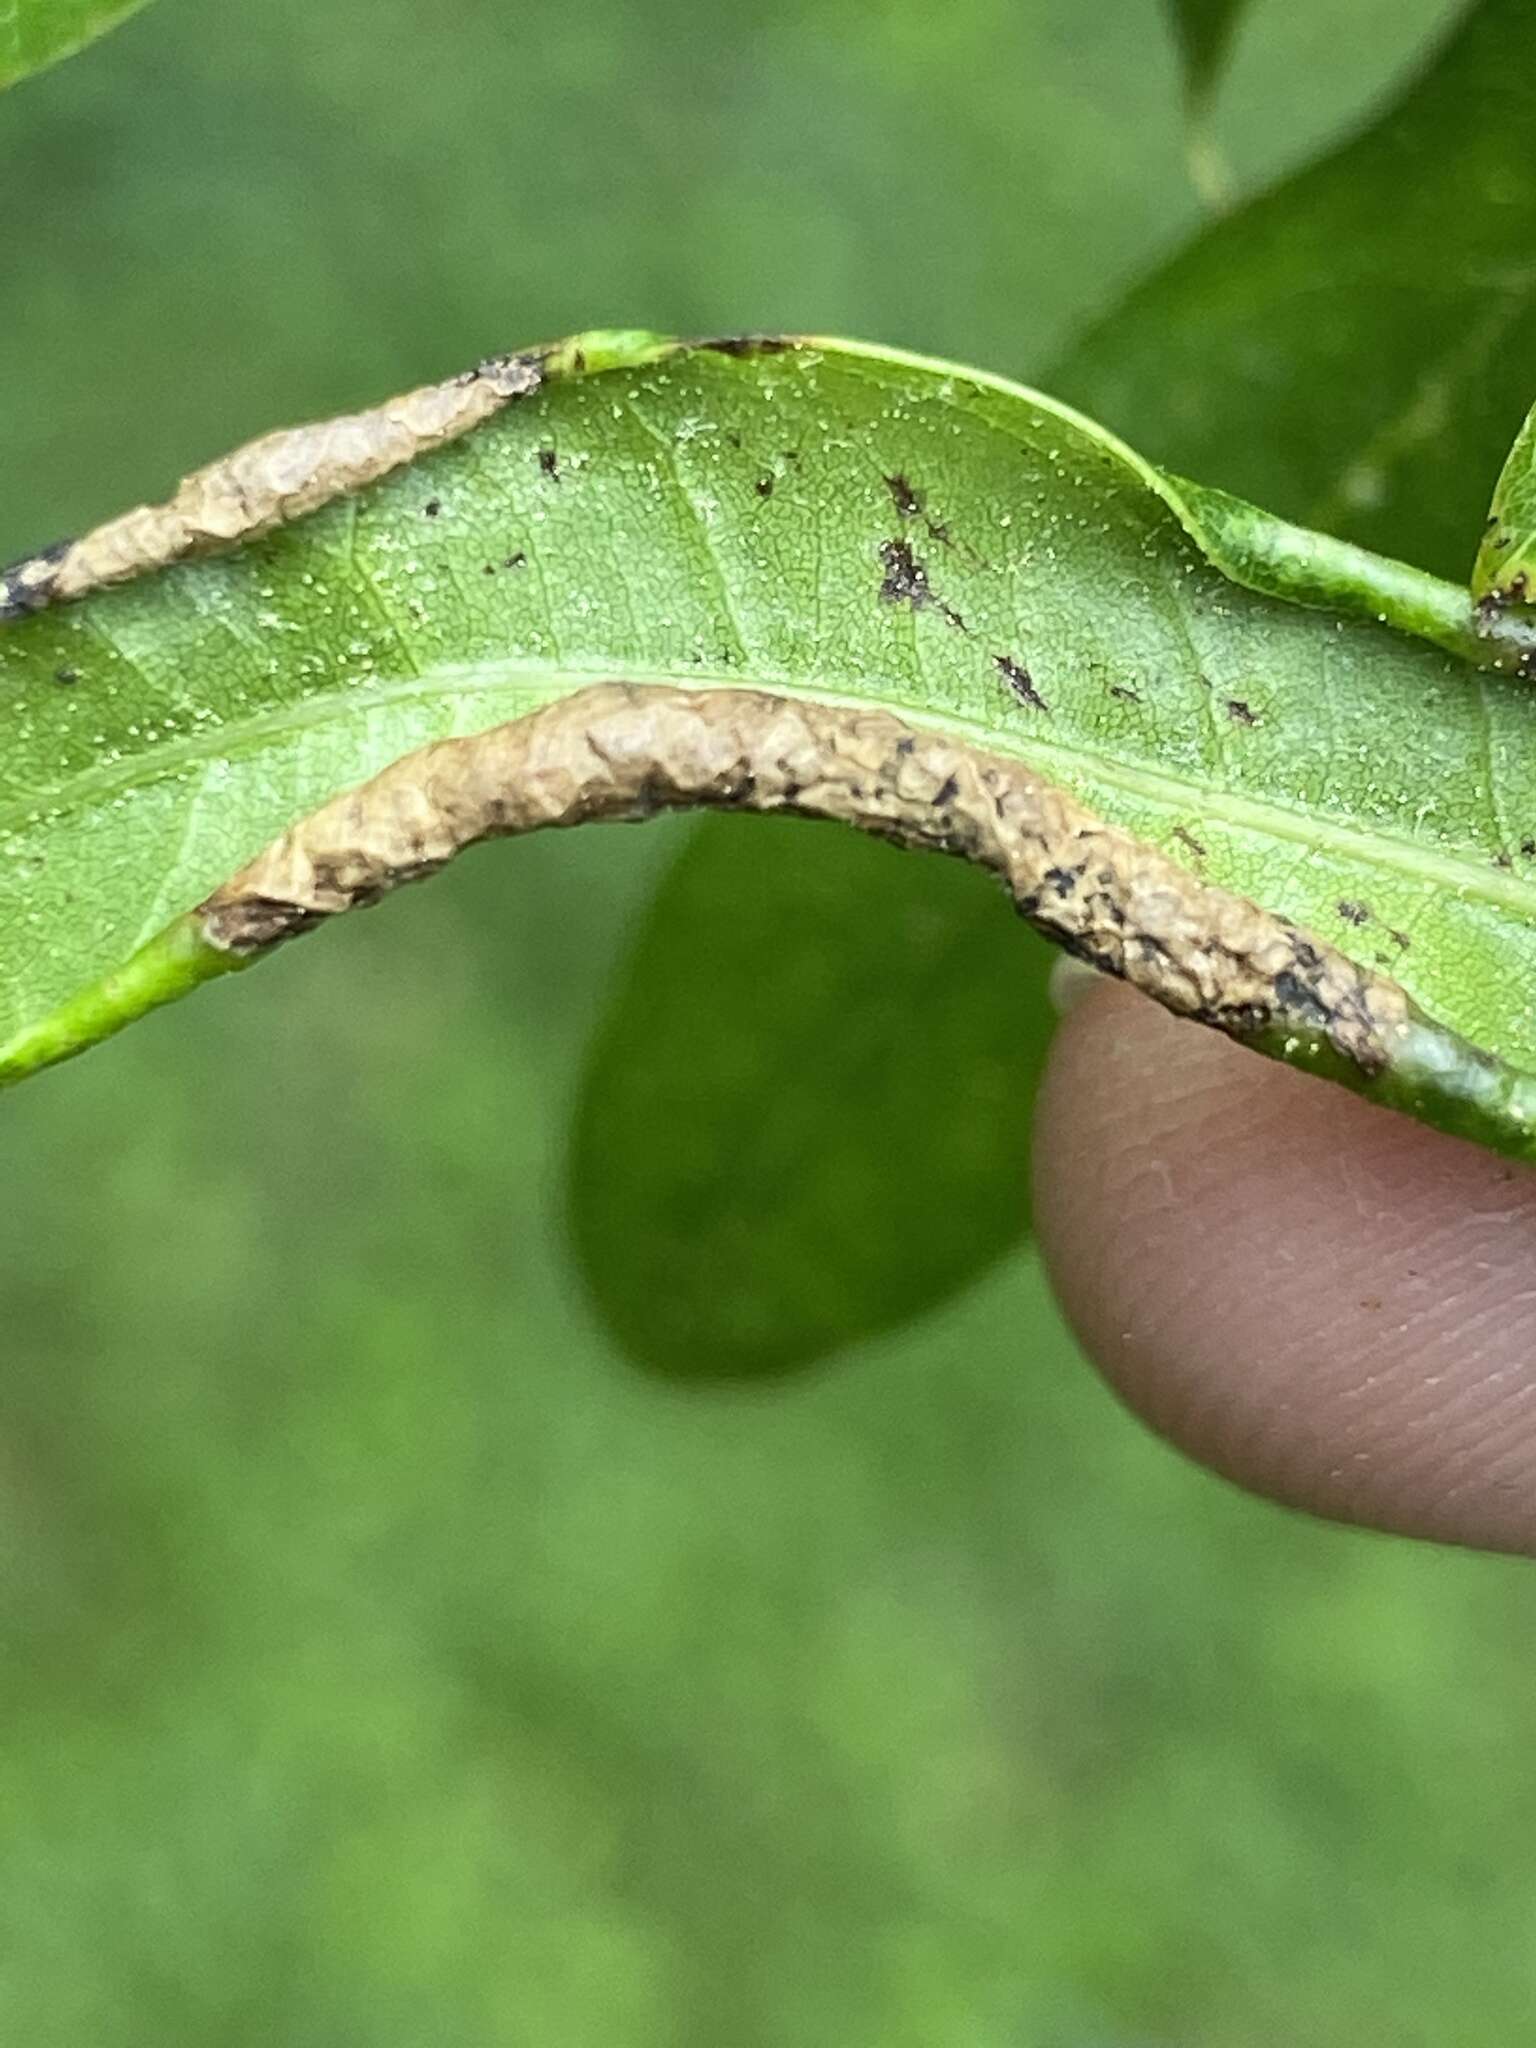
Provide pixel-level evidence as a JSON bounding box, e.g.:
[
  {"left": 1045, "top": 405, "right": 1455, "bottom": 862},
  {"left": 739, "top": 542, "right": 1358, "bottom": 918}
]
[{"left": 3, "top": 332, "right": 1536, "bottom": 1157}]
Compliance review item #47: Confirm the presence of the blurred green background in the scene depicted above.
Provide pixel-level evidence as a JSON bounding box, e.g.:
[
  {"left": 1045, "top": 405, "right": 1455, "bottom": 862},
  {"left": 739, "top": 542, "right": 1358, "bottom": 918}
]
[{"left": 5, "top": 2, "right": 1536, "bottom": 2042}]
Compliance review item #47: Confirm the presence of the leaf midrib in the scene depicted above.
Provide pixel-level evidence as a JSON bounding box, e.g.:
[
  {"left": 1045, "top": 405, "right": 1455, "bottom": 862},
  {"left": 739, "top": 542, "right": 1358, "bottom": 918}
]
[{"left": 15, "top": 654, "right": 1536, "bottom": 926}]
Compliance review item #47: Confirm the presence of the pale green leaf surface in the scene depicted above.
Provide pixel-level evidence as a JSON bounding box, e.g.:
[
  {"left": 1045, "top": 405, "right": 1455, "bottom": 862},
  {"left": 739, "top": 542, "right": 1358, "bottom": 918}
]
[
  {"left": 1474, "top": 396, "right": 1536, "bottom": 607},
  {"left": 0, "top": 0, "right": 150, "bottom": 88},
  {"left": 3, "top": 334, "right": 1535, "bottom": 1149}
]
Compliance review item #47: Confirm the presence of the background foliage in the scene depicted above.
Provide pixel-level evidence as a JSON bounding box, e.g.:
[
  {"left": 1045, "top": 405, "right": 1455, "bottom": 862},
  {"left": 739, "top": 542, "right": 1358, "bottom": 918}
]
[{"left": 4, "top": 2, "right": 1535, "bottom": 2042}]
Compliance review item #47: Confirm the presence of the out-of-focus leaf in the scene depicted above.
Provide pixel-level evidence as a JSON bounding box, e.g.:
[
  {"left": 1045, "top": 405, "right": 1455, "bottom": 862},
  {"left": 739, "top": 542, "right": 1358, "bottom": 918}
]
[
  {"left": 1166, "top": 0, "right": 1249, "bottom": 108},
  {"left": 1473, "top": 397, "right": 1536, "bottom": 608},
  {"left": 0, "top": 0, "right": 152, "bottom": 89},
  {"left": 569, "top": 817, "right": 1055, "bottom": 1378},
  {"left": 1060, "top": 0, "right": 1536, "bottom": 586}
]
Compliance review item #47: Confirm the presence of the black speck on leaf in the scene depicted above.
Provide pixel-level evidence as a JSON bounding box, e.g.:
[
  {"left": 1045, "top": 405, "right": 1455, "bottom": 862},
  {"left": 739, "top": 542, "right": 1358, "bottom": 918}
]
[
  {"left": 994, "top": 653, "right": 1047, "bottom": 712},
  {"left": 1225, "top": 698, "right": 1258, "bottom": 726},
  {"left": 1336, "top": 899, "right": 1370, "bottom": 926},
  {"left": 423, "top": 498, "right": 442, "bottom": 518},
  {"left": 52, "top": 665, "right": 80, "bottom": 686},
  {"left": 539, "top": 447, "right": 560, "bottom": 480},
  {"left": 884, "top": 472, "right": 922, "bottom": 520},
  {"left": 755, "top": 475, "right": 775, "bottom": 498},
  {"left": 877, "top": 538, "right": 967, "bottom": 630}
]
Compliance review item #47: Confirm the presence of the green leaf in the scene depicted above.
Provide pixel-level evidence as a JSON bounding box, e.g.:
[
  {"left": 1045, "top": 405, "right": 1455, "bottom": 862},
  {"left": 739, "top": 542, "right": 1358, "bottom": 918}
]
[
  {"left": 570, "top": 3, "right": 1521, "bottom": 1380},
  {"left": 569, "top": 816, "right": 1055, "bottom": 1378},
  {"left": 1165, "top": 0, "right": 1249, "bottom": 108},
  {"left": 0, "top": 0, "right": 152, "bottom": 89},
  {"left": 1060, "top": 0, "right": 1536, "bottom": 587},
  {"left": 1473, "top": 397, "right": 1536, "bottom": 609},
  {"left": 3, "top": 331, "right": 1535, "bottom": 1161}
]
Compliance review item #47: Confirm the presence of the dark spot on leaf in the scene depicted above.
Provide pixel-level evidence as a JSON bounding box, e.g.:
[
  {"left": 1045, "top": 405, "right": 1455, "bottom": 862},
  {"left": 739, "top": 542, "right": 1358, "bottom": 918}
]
[
  {"left": 1225, "top": 698, "right": 1258, "bottom": 726},
  {"left": 994, "top": 653, "right": 1048, "bottom": 712},
  {"left": 877, "top": 539, "right": 966, "bottom": 631},
  {"left": 1387, "top": 928, "right": 1411, "bottom": 951},
  {"left": 1495, "top": 850, "right": 1515, "bottom": 869},
  {"left": 1336, "top": 900, "right": 1370, "bottom": 926},
  {"left": 423, "top": 498, "right": 442, "bottom": 518},
  {"left": 1506, "top": 571, "right": 1530, "bottom": 604},
  {"left": 1109, "top": 683, "right": 1141, "bottom": 703},
  {"left": 878, "top": 538, "right": 926, "bottom": 607},
  {"left": 52, "top": 664, "right": 80, "bottom": 686},
  {"left": 538, "top": 447, "right": 560, "bottom": 480},
  {"left": 1172, "top": 824, "right": 1207, "bottom": 861},
  {"left": 755, "top": 475, "right": 775, "bottom": 498},
  {"left": 884, "top": 470, "right": 955, "bottom": 548},
  {"left": 504, "top": 551, "right": 527, "bottom": 570},
  {"left": 885, "top": 473, "right": 922, "bottom": 520},
  {"left": 1522, "top": 838, "right": 1536, "bottom": 859}
]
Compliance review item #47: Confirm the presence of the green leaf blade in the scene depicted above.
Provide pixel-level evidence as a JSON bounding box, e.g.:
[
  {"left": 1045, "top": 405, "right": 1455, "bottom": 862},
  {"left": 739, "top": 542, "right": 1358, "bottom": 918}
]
[
  {"left": 4, "top": 333, "right": 1535, "bottom": 1152},
  {"left": 1474, "top": 397, "right": 1536, "bottom": 609},
  {"left": 0, "top": 0, "right": 153, "bottom": 89}
]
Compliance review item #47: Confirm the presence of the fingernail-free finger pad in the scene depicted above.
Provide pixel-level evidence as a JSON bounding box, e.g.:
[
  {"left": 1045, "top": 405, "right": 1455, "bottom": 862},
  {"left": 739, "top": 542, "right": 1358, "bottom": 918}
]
[{"left": 1033, "top": 986, "right": 1536, "bottom": 1555}]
